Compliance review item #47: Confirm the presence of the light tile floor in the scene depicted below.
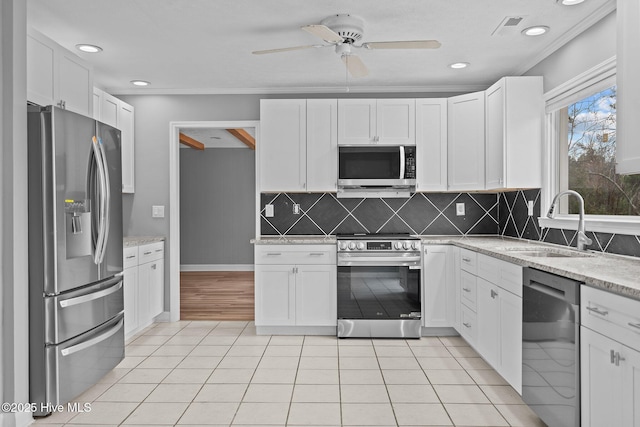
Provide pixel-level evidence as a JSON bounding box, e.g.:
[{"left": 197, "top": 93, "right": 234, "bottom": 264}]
[{"left": 33, "top": 321, "right": 547, "bottom": 426}]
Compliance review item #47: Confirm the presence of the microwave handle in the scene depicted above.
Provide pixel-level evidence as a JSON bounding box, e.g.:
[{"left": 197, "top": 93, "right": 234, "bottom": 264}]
[{"left": 399, "top": 146, "right": 405, "bottom": 179}]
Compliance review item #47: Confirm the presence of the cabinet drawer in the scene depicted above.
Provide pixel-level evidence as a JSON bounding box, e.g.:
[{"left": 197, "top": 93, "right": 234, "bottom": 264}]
[
  {"left": 460, "top": 304, "right": 477, "bottom": 346},
  {"left": 123, "top": 246, "right": 138, "bottom": 269},
  {"left": 460, "top": 270, "right": 477, "bottom": 311},
  {"left": 255, "top": 245, "right": 336, "bottom": 265},
  {"left": 477, "top": 253, "right": 523, "bottom": 297},
  {"left": 138, "top": 242, "right": 164, "bottom": 264},
  {"left": 581, "top": 286, "right": 640, "bottom": 352},
  {"left": 460, "top": 249, "right": 477, "bottom": 274}
]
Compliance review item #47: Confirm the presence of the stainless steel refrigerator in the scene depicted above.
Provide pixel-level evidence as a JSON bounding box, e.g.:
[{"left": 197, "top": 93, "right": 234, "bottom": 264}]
[{"left": 28, "top": 105, "right": 124, "bottom": 416}]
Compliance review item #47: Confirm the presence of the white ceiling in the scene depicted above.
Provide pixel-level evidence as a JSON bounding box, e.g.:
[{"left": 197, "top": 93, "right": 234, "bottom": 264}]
[
  {"left": 27, "top": 0, "right": 614, "bottom": 95},
  {"left": 180, "top": 128, "right": 255, "bottom": 149}
]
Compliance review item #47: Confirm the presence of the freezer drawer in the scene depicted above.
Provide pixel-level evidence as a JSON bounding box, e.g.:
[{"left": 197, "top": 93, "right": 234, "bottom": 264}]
[
  {"left": 38, "top": 314, "right": 124, "bottom": 415},
  {"left": 45, "top": 275, "right": 124, "bottom": 344}
]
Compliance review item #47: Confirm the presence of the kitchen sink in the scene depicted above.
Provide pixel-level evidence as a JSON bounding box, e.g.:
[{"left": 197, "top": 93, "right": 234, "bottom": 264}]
[{"left": 498, "top": 247, "right": 595, "bottom": 258}]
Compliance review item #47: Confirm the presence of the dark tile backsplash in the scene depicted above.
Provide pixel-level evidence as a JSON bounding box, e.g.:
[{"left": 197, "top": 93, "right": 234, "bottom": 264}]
[{"left": 261, "top": 189, "right": 640, "bottom": 258}]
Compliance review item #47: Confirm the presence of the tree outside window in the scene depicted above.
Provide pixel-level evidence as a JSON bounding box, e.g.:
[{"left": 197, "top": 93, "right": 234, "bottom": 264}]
[{"left": 559, "top": 86, "right": 640, "bottom": 216}]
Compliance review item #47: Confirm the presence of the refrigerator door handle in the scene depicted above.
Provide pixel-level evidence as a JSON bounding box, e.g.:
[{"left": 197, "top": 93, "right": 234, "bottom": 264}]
[
  {"left": 96, "top": 137, "right": 111, "bottom": 264},
  {"left": 59, "top": 281, "right": 123, "bottom": 308},
  {"left": 90, "top": 136, "right": 107, "bottom": 264},
  {"left": 60, "top": 318, "right": 124, "bottom": 356}
]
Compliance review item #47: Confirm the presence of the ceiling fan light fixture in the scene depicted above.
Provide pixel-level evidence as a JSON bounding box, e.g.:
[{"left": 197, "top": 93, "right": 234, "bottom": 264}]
[
  {"left": 130, "top": 80, "right": 150, "bottom": 86},
  {"left": 522, "top": 26, "right": 549, "bottom": 36},
  {"left": 75, "top": 44, "right": 102, "bottom": 53},
  {"left": 449, "top": 62, "right": 469, "bottom": 69}
]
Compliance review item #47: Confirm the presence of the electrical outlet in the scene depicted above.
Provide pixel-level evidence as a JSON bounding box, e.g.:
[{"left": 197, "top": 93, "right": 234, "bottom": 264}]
[
  {"left": 265, "top": 204, "right": 274, "bottom": 217},
  {"left": 456, "top": 203, "right": 465, "bottom": 216},
  {"left": 293, "top": 204, "right": 301, "bottom": 215},
  {"left": 527, "top": 200, "right": 534, "bottom": 216},
  {"left": 152, "top": 205, "right": 165, "bottom": 218}
]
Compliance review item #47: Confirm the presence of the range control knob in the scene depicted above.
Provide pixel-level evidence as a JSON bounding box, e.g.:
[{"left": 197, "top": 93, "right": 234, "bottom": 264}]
[
  {"left": 412, "top": 241, "right": 421, "bottom": 250},
  {"left": 338, "top": 242, "right": 348, "bottom": 250},
  {"left": 403, "top": 242, "right": 411, "bottom": 250},
  {"left": 356, "top": 242, "right": 365, "bottom": 250},
  {"left": 394, "top": 242, "right": 403, "bottom": 250},
  {"left": 348, "top": 242, "right": 356, "bottom": 250}
]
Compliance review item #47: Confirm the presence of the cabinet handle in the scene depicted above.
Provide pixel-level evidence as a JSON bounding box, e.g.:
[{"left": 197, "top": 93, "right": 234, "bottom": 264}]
[
  {"left": 266, "top": 252, "right": 282, "bottom": 256},
  {"left": 309, "top": 253, "right": 325, "bottom": 256},
  {"left": 463, "top": 322, "right": 471, "bottom": 328},
  {"left": 586, "top": 306, "right": 608, "bottom": 316},
  {"left": 126, "top": 255, "right": 136, "bottom": 259},
  {"left": 151, "top": 264, "right": 157, "bottom": 270},
  {"left": 292, "top": 267, "right": 298, "bottom": 274},
  {"left": 155, "top": 249, "right": 163, "bottom": 253},
  {"left": 490, "top": 289, "right": 498, "bottom": 299},
  {"left": 143, "top": 251, "right": 152, "bottom": 255},
  {"left": 628, "top": 322, "right": 640, "bottom": 330},
  {"left": 462, "top": 288, "right": 471, "bottom": 293},
  {"left": 57, "top": 100, "right": 66, "bottom": 109},
  {"left": 462, "top": 257, "right": 472, "bottom": 262},
  {"left": 611, "top": 350, "right": 625, "bottom": 366}
]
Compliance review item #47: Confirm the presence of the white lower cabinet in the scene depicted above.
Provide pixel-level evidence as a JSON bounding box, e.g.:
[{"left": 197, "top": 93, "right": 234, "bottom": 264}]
[
  {"left": 255, "top": 244, "right": 336, "bottom": 333},
  {"left": 422, "top": 245, "right": 455, "bottom": 329},
  {"left": 581, "top": 285, "right": 640, "bottom": 427},
  {"left": 122, "top": 241, "right": 165, "bottom": 338},
  {"left": 457, "top": 250, "right": 523, "bottom": 392}
]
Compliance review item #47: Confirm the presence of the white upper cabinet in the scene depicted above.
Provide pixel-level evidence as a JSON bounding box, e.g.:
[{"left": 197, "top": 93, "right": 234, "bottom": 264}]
[
  {"left": 338, "top": 99, "right": 415, "bottom": 145},
  {"left": 447, "top": 92, "right": 485, "bottom": 191},
  {"left": 485, "top": 76, "right": 543, "bottom": 190},
  {"left": 93, "top": 88, "right": 136, "bottom": 193},
  {"left": 416, "top": 99, "right": 447, "bottom": 191},
  {"left": 616, "top": 0, "right": 640, "bottom": 174},
  {"left": 306, "top": 99, "right": 338, "bottom": 192},
  {"left": 27, "top": 28, "right": 93, "bottom": 117}
]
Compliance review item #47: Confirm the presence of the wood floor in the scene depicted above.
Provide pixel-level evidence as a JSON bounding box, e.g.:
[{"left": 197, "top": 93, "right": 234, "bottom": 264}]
[{"left": 180, "top": 271, "right": 254, "bottom": 320}]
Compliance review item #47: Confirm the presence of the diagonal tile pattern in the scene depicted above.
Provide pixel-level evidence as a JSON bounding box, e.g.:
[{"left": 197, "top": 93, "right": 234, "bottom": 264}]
[{"left": 33, "top": 321, "right": 546, "bottom": 427}]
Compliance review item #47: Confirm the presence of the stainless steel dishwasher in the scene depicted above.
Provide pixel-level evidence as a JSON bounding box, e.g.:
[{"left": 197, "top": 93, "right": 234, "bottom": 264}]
[{"left": 522, "top": 268, "right": 582, "bottom": 427}]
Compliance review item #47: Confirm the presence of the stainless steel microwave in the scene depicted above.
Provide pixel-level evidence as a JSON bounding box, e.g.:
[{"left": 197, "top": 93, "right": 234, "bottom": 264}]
[{"left": 337, "top": 145, "right": 416, "bottom": 197}]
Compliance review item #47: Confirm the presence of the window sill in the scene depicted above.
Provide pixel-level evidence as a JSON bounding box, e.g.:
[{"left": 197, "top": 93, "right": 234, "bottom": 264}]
[{"left": 538, "top": 215, "right": 640, "bottom": 236}]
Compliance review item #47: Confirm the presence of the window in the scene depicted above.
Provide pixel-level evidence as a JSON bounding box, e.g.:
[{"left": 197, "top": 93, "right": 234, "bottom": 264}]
[{"left": 558, "top": 86, "right": 640, "bottom": 216}]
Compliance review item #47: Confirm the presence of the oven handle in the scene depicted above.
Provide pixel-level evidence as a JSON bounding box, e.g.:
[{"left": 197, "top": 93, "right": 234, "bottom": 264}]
[{"left": 338, "top": 260, "right": 421, "bottom": 267}]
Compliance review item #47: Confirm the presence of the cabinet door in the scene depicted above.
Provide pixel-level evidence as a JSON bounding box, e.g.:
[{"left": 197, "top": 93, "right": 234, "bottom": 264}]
[
  {"left": 92, "top": 88, "right": 102, "bottom": 120},
  {"left": 338, "top": 99, "right": 376, "bottom": 145},
  {"left": 306, "top": 99, "right": 337, "bottom": 192},
  {"left": 58, "top": 51, "right": 92, "bottom": 116},
  {"left": 255, "top": 265, "right": 296, "bottom": 326},
  {"left": 123, "top": 266, "right": 139, "bottom": 337},
  {"left": 148, "top": 258, "right": 164, "bottom": 318},
  {"left": 259, "top": 100, "right": 307, "bottom": 191},
  {"left": 137, "top": 262, "right": 152, "bottom": 329},
  {"left": 622, "top": 344, "right": 640, "bottom": 427},
  {"left": 476, "top": 278, "right": 499, "bottom": 368},
  {"left": 422, "top": 245, "right": 452, "bottom": 327},
  {"left": 499, "top": 289, "right": 522, "bottom": 393},
  {"left": 416, "top": 99, "right": 447, "bottom": 191},
  {"left": 485, "top": 81, "right": 505, "bottom": 189},
  {"left": 100, "top": 92, "right": 119, "bottom": 128},
  {"left": 27, "top": 32, "right": 56, "bottom": 108},
  {"left": 376, "top": 99, "right": 415, "bottom": 145},
  {"left": 118, "top": 102, "right": 135, "bottom": 193},
  {"left": 581, "top": 326, "right": 624, "bottom": 427},
  {"left": 295, "top": 265, "right": 337, "bottom": 326},
  {"left": 447, "top": 92, "right": 485, "bottom": 191}
]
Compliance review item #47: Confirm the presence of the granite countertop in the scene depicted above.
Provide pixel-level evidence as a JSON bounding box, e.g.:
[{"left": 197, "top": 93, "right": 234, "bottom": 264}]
[
  {"left": 418, "top": 235, "right": 640, "bottom": 301},
  {"left": 251, "top": 235, "right": 337, "bottom": 245},
  {"left": 124, "top": 236, "right": 166, "bottom": 247}
]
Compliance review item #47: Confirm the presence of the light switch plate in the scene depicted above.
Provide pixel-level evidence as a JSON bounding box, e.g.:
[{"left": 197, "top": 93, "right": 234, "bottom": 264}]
[
  {"left": 527, "top": 200, "right": 534, "bottom": 216},
  {"left": 265, "top": 204, "right": 274, "bottom": 217},
  {"left": 456, "top": 203, "right": 465, "bottom": 216},
  {"left": 152, "top": 205, "right": 165, "bottom": 218}
]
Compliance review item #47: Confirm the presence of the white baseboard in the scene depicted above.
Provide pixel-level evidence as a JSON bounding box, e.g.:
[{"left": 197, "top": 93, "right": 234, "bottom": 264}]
[{"left": 180, "top": 264, "right": 254, "bottom": 272}]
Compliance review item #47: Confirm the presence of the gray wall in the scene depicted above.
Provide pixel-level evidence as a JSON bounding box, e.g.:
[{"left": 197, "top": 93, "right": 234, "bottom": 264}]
[
  {"left": 180, "top": 147, "right": 255, "bottom": 266},
  {"left": 525, "top": 11, "right": 616, "bottom": 92}
]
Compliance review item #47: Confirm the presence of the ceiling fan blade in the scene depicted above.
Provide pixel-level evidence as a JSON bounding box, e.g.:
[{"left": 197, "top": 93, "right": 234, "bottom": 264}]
[
  {"left": 302, "top": 24, "right": 343, "bottom": 43},
  {"left": 252, "top": 45, "right": 318, "bottom": 55},
  {"left": 363, "top": 40, "right": 441, "bottom": 50},
  {"left": 341, "top": 54, "right": 369, "bottom": 78}
]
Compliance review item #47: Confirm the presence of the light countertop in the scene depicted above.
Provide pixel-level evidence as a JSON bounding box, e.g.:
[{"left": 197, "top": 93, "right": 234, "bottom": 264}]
[
  {"left": 252, "top": 234, "right": 640, "bottom": 300},
  {"left": 124, "top": 236, "right": 166, "bottom": 247}
]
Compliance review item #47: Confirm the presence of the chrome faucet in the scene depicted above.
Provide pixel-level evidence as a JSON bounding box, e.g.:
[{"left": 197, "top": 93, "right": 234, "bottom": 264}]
[{"left": 546, "top": 190, "right": 593, "bottom": 251}]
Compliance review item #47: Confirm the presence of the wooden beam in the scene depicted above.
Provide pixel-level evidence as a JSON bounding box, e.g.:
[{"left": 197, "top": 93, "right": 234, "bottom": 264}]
[
  {"left": 226, "top": 128, "right": 256, "bottom": 150},
  {"left": 179, "top": 133, "right": 205, "bottom": 150}
]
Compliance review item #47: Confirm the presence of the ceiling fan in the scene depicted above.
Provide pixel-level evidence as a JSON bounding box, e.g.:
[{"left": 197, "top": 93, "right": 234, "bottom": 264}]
[{"left": 252, "top": 14, "right": 441, "bottom": 77}]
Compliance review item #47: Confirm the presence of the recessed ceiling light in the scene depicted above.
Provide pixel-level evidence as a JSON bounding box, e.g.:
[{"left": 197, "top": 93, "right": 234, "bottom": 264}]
[
  {"left": 130, "top": 80, "right": 150, "bottom": 86},
  {"left": 449, "top": 62, "right": 469, "bottom": 69},
  {"left": 75, "top": 44, "right": 102, "bottom": 53},
  {"left": 560, "top": 0, "right": 585, "bottom": 5},
  {"left": 522, "top": 26, "right": 550, "bottom": 36}
]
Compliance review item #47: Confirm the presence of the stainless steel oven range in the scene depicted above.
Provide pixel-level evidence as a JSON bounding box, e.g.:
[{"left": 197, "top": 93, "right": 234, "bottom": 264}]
[{"left": 337, "top": 234, "right": 422, "bottom": 338}]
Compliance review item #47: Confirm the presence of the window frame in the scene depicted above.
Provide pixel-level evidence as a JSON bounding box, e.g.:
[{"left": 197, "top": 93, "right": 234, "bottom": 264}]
[{"left": 539, "top": 56, "right": 640, "bottom": 235}]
